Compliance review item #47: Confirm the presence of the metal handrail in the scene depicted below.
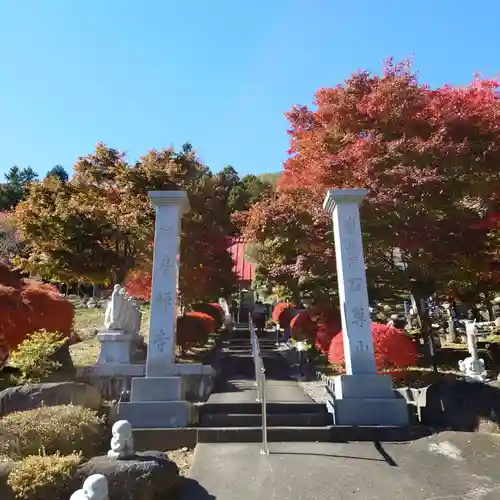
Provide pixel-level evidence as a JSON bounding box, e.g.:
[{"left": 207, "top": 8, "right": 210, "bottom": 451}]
[{"left": 249, "top": 314, "right": 269, "bottom": 455}]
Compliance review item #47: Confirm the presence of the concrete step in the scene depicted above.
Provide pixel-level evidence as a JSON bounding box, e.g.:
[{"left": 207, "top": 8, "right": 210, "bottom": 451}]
[
  {"left": 132, "top": 426, "right": 432, "bottom": 450},
  {"left": 199, "top": 412, "right": 332, "bottom": 427},
  {"left": 200, "top": 402, "right": 326, "bottom": 415},
  {"left": 198, "top": 426, "right": 336, "bottom": 443}
]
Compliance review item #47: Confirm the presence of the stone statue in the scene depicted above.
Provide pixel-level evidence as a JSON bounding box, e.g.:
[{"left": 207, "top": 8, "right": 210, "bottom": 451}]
[
  {"left": 70, "top": 474, "right": 108, "bottom": 500},
  {"left": 108, "top": 420, "right": 134, "bottom": 459},
  {"left": 104, "top": 285, "right": 141, "bottom": 334},
  {"left": 458, "top": 321, "right": 486, "bottom": 382}
]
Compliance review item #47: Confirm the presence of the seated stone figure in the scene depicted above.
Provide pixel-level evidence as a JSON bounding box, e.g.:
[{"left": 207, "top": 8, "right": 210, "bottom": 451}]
[
  {"left": 108, "top": 419, "right": 134, "bottom": 459},
  {"left": 70, "top": 474, "right": 108, "bottom": 500}
]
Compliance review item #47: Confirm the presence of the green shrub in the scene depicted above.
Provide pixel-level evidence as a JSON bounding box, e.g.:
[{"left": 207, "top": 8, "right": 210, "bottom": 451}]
[
  {"left": 9, "top": 330, "right": 66, "bottom": 381},
  {"left": 0, "top": 405, "right": 105, "bottom": 459},
  {"left": 8, "top": 452, "right": 82, "bottom": 500}
]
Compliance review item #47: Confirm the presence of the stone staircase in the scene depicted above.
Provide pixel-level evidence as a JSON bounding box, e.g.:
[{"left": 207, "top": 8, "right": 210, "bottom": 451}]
[
  {"left": 197, "top": 400, "right": 333, "bottom": 443},
  {"left": 132, "top": 327, "right": 428, "bottom": 450}
]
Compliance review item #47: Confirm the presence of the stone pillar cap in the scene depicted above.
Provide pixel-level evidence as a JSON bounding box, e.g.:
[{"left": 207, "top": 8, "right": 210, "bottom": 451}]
[
  {"left": 148, "top": 191, "right": 190, "bottom": 213},
  {"left": 323, "top": 188, "right": 368, "bottom": 212}
]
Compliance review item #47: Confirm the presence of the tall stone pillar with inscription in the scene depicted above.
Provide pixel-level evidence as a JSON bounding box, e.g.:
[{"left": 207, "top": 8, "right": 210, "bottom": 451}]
[
  {"left": 323, "top": 189, "right": 409, "bottom": 426},
  {"left": 118, "top": 191, "right": 206, "bottom": 428}
]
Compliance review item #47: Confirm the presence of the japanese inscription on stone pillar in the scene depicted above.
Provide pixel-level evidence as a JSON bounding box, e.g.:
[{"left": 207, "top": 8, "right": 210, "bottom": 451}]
[{"left": 324, "top": 188, "right": 376, "bottom": 375}]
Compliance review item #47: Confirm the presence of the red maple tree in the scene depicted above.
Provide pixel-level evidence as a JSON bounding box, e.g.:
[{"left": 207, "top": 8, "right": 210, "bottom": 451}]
[
  {"left": 0, "top": 264, "right": 74, "bottom": 367},
  {"left": 239, "top": 58, "right": 500, "bottom": 315}
]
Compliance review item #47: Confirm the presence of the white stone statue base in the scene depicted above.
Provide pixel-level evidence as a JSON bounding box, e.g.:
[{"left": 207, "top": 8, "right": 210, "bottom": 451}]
[{"left": 97, "top": 330, "right": 144, "bottom": 365}]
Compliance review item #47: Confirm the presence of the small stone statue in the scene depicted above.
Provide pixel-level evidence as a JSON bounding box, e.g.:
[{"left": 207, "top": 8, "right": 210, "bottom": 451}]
[
  {"left": 108, "top": 420, "right": 134, "bottom": 459},
  {"left": 104, "top": 285, "right": 141, "bottom": 334},
  {"left": 458, "top": 321, "right": 486, "bottom": 382},
  {"left": 70, "top": 474, "right": 108, "bottom": 500}
]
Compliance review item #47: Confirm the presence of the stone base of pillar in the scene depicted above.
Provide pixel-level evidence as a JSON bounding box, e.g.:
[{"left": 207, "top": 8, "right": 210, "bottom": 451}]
[
  {"left": 326, "top": 374, "right": 410, "bottom": 426},
  {"left": 130, "top": 376, "right": 186, "bottom": 401},
  {"left": 116, "top": 363, "right": 216, "bottom": 428},
  {"left": 96, "top": 330, "right": 145, "bottom": 365},
  {"left": 117, "top": 400, "right": 194, "bottom": 428}
]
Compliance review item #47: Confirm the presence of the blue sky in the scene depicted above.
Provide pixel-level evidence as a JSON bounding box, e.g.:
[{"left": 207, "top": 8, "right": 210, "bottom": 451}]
[{"left": 1, "top": 1, "right": 499, "bottom": 179}]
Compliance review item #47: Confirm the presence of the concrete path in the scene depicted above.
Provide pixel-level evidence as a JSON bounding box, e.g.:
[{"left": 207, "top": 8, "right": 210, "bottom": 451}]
[{"left": 182, "top": 432, "right": 500, "bottom": 499}]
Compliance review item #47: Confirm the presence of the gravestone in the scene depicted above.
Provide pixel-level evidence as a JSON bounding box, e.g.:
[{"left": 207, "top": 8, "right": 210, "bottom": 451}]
[
  {"left": 118, "top": 191, "right": 213, "bottom": 428},
  {"left": 323, "top": 188, "right": 409, "bottom": 426}
]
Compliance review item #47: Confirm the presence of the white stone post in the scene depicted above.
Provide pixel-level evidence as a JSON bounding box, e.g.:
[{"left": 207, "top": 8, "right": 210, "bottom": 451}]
[
  {"left": 146, "top": 190, "right": 189, "bottom": 377},
  {"left": 323, "top": 189, "right": 376, "bottom": 375},
  {"left": 117, "top": 190, "right": 217, "bottom": 428},
  {"left": 323, "top": 188, "right": 409, "bottom": 426}
]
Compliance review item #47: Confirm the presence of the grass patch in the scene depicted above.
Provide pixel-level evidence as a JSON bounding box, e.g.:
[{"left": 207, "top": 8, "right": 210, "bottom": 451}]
[{"left": 73, "top": 308, "right": 103, "bottom": 338}]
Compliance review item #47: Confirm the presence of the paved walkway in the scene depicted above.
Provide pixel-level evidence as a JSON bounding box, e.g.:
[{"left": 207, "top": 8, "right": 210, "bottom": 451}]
[
  {"left": 207, "top": 328, "right": 312, "bottom": 405},
  {"left": 182, "top": 432, "right": 500, "bottom": 499}
]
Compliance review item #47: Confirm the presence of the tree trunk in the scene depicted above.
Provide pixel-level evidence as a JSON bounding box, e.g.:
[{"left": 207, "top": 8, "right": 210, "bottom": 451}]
[
  {"left": 411, "top": 289, "right": 438, "bottom": 372},
  {"left": 484, "top": 293, "right": 494, "bottom": 321}
]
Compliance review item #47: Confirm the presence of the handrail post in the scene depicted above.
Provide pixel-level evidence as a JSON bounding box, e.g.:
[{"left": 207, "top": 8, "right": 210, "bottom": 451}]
[
  {"left": 260, "top": 365, "right": 269, "bottom": 455},
  {"left": 249, "top": 314, "right": 269, "bottom": 455}
]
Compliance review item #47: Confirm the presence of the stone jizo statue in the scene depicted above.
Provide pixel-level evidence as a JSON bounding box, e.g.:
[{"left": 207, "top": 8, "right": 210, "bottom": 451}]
[
  {"left": 458, "top": 321, "right": 486, "bottom": 382},
  {"left": 104, "top": 285, "right": 141, "bottom": 334},
  {"left": 70, "top": 474, "right": 108, "bottom": 500},
  {"left": 108, "top": 419, "right": 134, "bottom": 459}
]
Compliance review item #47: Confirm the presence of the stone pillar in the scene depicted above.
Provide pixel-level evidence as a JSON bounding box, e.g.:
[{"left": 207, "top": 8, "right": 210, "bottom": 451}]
[
  {"left": 117, "top": 191, "right": 215, "bottom": 429},
  {"left": 324, "top": 189, "right": 376, "bottom": 375},
  {"left": 146, "top": 190, "right": 189, "bottom": 376},
  {"left": 323, "top": 189, "right": 409, "bottom": 426}
]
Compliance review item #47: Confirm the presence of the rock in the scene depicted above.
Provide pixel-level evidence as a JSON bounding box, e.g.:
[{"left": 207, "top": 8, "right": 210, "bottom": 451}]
[
  {"left": 49, "top": 342, "right": 76, "bottom": 377},
  {"left": 416, "top": 378, "right": 500, "bottom": 431},
  {"left": 0, "top": 382, "right": 103, "bottom": 417},
  {"left": 0, "top": 461, "right": 18, "bottom": 500},
  {"left": 74, "top": 452, "right": 181, "bottom": 500}
]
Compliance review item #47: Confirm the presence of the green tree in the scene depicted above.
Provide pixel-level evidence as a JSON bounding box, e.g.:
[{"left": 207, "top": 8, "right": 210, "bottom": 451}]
[
  {"left": 0, "top": 166, "right": 38, "bottom": 211},
  {"left": 45, "top": 165, "right": 69, "bottom": 183}
]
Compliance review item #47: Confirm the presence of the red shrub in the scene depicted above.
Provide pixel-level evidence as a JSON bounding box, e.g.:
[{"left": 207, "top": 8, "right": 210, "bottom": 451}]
[
  {"left": 315, "top": 320, "right": 342, "bottom": 354},
  {"left": 209, "top": 303, "right": 224, "bottom": 317},
  {"left": 328, "top": 323, "right": 418, "bottom": 370},
  {"left": 271, "top": 302, "right": 295, "bottom": 328},
  {"left": 193, "top": 303, "right": 223, "bottom": 330},
  {"left": 290, "top": 311, "right": 316, "bottom": 342},
  {"left": 185, "top": 311, "right": 216, "bottom": 334},
  {"left": 0, "top": 264, "right": 74, "bottom": 366},
  {"left": 306, "top": 307, "right": 342, "bottom": 355},
  {"left": 176, "top": 314, "right": 209, "bottom": 355}
]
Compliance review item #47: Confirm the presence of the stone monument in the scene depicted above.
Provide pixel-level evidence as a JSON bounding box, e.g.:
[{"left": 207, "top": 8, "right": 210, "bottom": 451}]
[
  {"left": 94, "top": 285, "right": 145, "bottom": 376},
  {"left": 118, "top": 191, "right": 213, "bottom": 428},
  {"left": 70, "top": 474, "right": 108, "bottom": 500},
  {"left": 108, "top": 420, "right": 134, "bottom": 459},
  {"left": 323, "top": 188, "right": 409, "bottom": 426},
  {"left": 458, "top": 321, "right": 486, "bottom": 382}
]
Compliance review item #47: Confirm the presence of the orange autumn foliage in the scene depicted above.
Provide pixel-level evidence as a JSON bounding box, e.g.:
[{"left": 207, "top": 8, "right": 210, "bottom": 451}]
[{"left": 0, "top": 264, "right": 74, "bottom": 364}]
